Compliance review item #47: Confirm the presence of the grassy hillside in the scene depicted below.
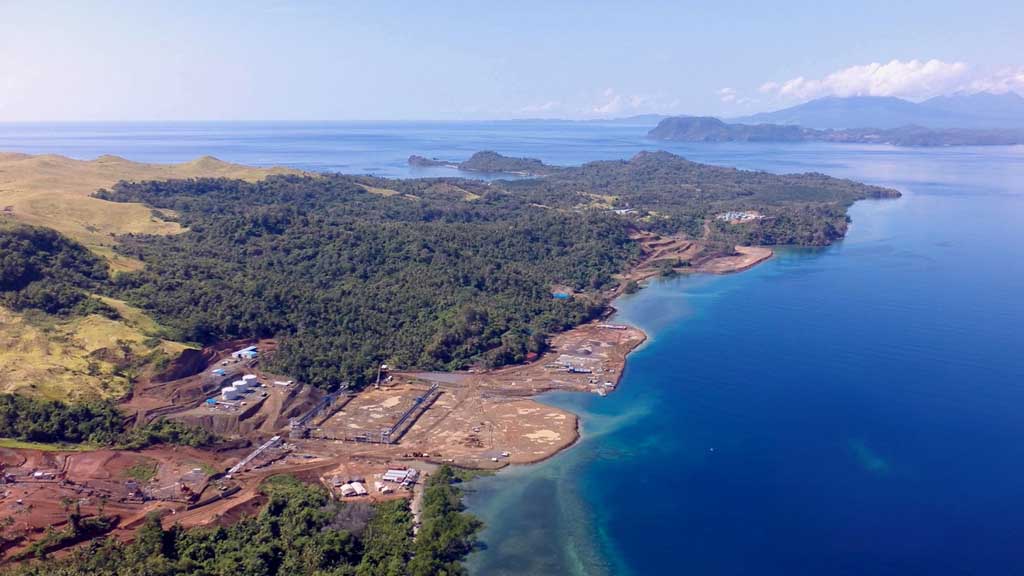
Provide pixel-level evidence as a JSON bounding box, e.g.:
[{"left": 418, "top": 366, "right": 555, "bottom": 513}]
[
  {"left": 0, "top": 302, "right": 191, "bottom": 401},
  {"left": 0, "top": 152, "right": 299, "bottom": 272},
  {"left": 0, "top": 153, "right": 292, "bottom": 399},
  {"left": 0, "top": 220, "right": 192, "bottom": 400}
]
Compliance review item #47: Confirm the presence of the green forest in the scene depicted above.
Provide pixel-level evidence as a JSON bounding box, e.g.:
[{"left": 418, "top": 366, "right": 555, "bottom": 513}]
[
  {"left": 0, "top": 394, "right": 214, "bottom": 448},
  {"left": 89, "top": 151, "right": 893, "bottom": 388},
  {"left": 498, "top": 150, "right": 898, "bottom": 242},
  {"left": 0, "top": 223, "right": 117, "bottom": 317},
  {"left": 96, "top": 174, "right": 635, "bottom": 386},
  {"left": 2, "top": 151, "right": 896, "bottom": 391},
  {"left": 3, "top": 469, "right": 481, "bottom": 576}
]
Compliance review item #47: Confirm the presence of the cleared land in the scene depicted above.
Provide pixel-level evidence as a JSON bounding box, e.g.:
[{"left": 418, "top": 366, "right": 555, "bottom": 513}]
[
  {"left": 0, "top": 445, "right": 228, "bottom": 556},
  {"left": 699, "top": 245, "right": 773, "bottom": 274},
  {"left": 620, "top": 230, "right": 773, "bottom": 284}
]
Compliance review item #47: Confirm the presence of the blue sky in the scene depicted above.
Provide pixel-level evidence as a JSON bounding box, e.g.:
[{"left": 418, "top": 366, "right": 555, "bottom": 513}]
[{"left": 1, "top": 0, "right": 1022, "bottom": 121}]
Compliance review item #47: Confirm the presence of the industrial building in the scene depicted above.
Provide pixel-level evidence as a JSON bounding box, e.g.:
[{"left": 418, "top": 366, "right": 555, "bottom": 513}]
[
  {"left": 231, "top": 345, "right": 258, "bottom": 360},
  {"left": 382, "top": 468, "right": 419, "bottom": 487}
]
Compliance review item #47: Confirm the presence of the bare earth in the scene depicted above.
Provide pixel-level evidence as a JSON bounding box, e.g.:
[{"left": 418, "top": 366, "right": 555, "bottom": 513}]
[
  {"left": 620, "top": 230, "right": 773, "bottom": 285},
  {"left": 700, "top": 246, "right": 774, "bottom": 274}
]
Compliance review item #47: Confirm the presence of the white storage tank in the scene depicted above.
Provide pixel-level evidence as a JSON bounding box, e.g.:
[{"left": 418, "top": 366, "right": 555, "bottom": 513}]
[
  {"left": 222, "top": 386, "right": 241, "bottom": 401},
  {"left": 232, "top": 379, "right": 249, "bottom": 393},
  {"left": 242, "top": 374, "right": 259, "bottom": 388}
]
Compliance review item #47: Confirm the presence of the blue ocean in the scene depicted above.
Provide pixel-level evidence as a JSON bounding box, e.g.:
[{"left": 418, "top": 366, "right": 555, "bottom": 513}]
[{"left": 2, "top": 122, "right": 1022, "bottom": 575}]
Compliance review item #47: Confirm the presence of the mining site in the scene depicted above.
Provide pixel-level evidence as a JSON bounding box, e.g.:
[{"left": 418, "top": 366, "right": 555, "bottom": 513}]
[{"left": 0, "top": 319, "right": 645, "bottom": 558}]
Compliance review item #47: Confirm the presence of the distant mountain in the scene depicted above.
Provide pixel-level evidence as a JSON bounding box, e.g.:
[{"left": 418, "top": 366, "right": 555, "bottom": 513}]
[
  {"left": 648, "top": 116, "right": 1024, "bottom": 147},
  {"left": 920, "top": 91, "right": 1024, "bottom": 121},
  {"left": 648, "top": 117, "right": 806, "bottom": 141},
  {"left": 733, "top": 93, "right": 1024, "bottom": 130}
]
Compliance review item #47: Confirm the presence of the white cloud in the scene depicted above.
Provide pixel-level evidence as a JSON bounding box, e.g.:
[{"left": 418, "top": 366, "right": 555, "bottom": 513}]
[
  {"left": 590, "top": 88, "right": 626, "bottom": 116},
  {"left": 965, "top": 67, "right": 1024, "bottom": 94},
  {"left": 718, "top": 87, "right": 757, "bottom": 106},
  {"left": 760, "top": 59, "right": 970, "bottom": 101},
  {"left": 519, "top": 100, "right": 562, "bottom": 114},
  {"left": 584, "top": 88, "right": 678, "bottom": 118},
  {"left": 752, "top": 59, "right": 1024, "bottom": 104}
]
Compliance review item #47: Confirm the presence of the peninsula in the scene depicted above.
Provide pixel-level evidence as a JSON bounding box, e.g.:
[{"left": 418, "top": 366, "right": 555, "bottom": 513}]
[
  {"left": 0, "top": 150, "right": 898, "bottom": 566},
  {"left": 648, "top": 116, "right": 1024, "bottom": 146}
]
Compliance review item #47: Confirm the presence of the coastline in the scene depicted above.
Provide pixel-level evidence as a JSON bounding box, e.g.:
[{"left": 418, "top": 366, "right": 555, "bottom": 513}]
[
  {"left": 468, "top": 244, "right": 772, "bottom": 468},
  {"left": 0, "top": 148, "right": 829, "bottom": 562}
]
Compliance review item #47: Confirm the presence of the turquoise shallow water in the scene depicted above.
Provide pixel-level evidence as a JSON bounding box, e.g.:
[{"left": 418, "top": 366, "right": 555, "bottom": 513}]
[
  {"left": 2, "top": 122, "right": 1022, "bottom": 574},
  {"left": 463, "top": 148, "right": 1024, "bottom": 575}
]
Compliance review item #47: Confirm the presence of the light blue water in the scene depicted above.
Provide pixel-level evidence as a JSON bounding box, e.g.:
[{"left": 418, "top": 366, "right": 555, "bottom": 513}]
[
  {"left": 2, "top": 122, "right": 1022, "bottom": 574},
  {"left": 463, "top": 145, "right": 1024, "bottom": 575}
]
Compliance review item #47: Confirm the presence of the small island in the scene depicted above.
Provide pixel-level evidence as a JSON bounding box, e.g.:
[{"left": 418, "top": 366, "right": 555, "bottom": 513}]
[{"left": 409, "top": 150, "right": 563, "bottom": 176}]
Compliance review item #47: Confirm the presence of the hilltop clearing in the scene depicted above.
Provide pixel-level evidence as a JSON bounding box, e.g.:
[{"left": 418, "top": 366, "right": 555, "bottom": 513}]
[
  {"left": 0, "top": 223, "right": 191, "bottom": 400},
  {"left": 0, "top": 153, "right": 298, "bottom": 271}
]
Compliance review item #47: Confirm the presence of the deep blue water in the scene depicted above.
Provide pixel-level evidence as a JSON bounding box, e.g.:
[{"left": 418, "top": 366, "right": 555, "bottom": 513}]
[
  {"left": 462, "top": 144, "right": 1024, "bottom": 575},
  {"left": 2, "top": 122, "right": 1022, "bottom": 574}
]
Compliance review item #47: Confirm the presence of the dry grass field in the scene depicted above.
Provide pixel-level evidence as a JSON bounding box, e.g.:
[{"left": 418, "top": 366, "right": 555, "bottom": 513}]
[
  {"left": 0, "top": 299, "right": 193, "bottom": 401},
  {"left": 0, "top": 152, "right": 298, "bottom": 399},
  {"left": 0, "top": 152, "right": 299, "bottom": 271}
]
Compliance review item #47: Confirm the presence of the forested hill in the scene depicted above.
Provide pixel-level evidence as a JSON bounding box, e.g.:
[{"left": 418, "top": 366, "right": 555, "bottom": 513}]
[
  {"left": 92, "top": 151, "right": 897, "bottom": 387},
  {"left": 408, "top": 150, "right": 563, "bottom": 176},
  {"left": 0, "top": 223, "right": 118, "bottom": 317},
  {"left": 648, "top": 116, "right": 1024, "bottom": 146},
  {"left": 496, "top": 150, "right": 898, "bottom": 243},
  {"left": 97, "top": 174, "right": 635, "bottom": 386}
]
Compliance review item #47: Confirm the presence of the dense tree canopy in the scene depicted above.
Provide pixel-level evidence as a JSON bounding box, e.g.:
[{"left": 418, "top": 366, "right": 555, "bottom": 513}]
[
  {"left": 0, "top": 394, "right": 214, "bottom": 448},
  {"left": 98, "top": 174, "right": 636, "bottom": 387},
  {"left": 14, "top": 150, "right": 891, "bottom": 390},
  {"left": 499, "top": 150, "right": 898, "bottom": 243},
  {"left": 0, "top": 223, "right": 116, "bottom": 316}
]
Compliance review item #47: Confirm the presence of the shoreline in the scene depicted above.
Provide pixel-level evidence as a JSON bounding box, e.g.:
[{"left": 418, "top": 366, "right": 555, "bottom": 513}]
[
  {"left": 0, "top": 147, "right": 777, "bottom": 557},
  {"left": 472, "top": 245, "right": 771, "bottom": 469}
]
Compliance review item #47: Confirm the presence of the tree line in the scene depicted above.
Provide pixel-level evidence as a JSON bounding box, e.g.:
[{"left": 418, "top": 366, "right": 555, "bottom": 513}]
[
  {"left": 0, "top": 394, "right": 214, "bottom": 448},
  {"left": 0, "top": 223, "right": 117, "bottom": 317}
]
